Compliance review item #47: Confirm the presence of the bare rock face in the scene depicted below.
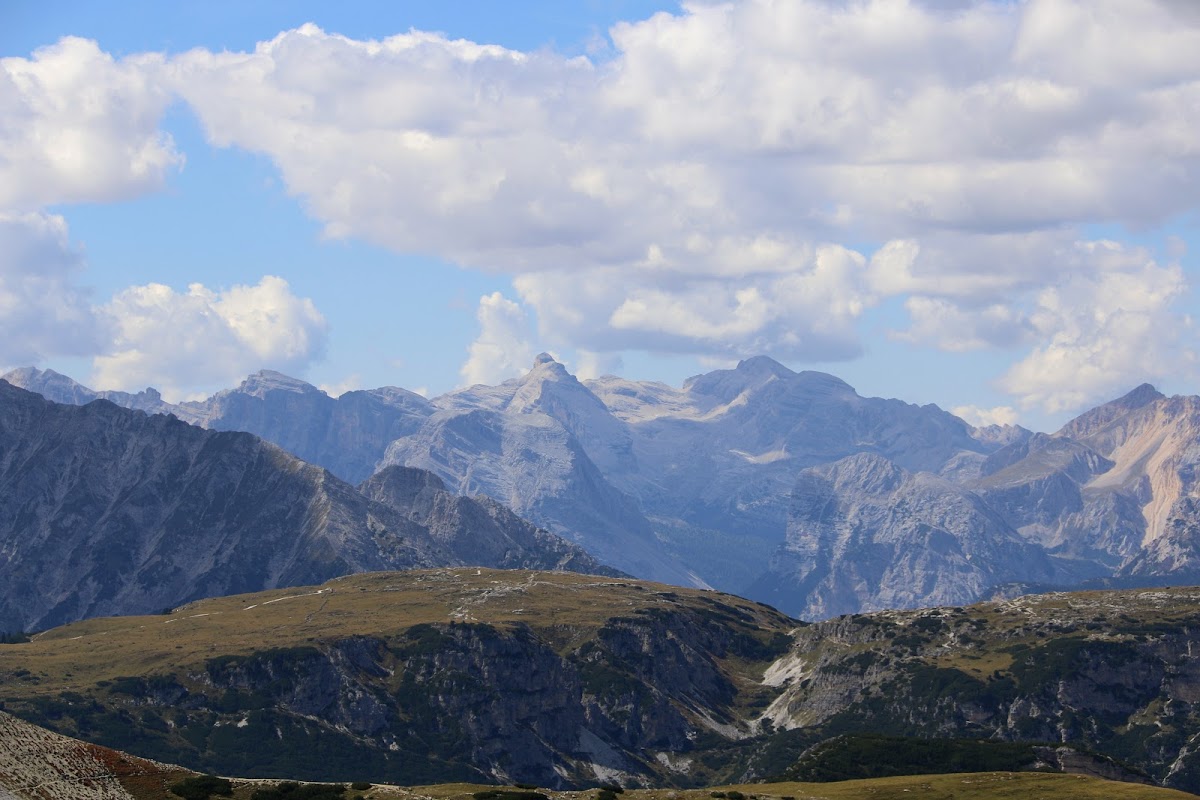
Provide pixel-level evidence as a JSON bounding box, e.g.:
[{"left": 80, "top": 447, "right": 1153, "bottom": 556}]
[
  {"left": 2, "top": 368, "right": 433, "bottom": 485},
  {"left": 751, "top": 453, "right": 1056, "bottom": 619},
  {"left": 379, "top": 356, "right": 696, "bottom": 587},
  {"left": 761, "top": 586, "right": 1200, "bottom": 793},
  {"left": 192, "top": 371, "right": 435, "bottom": 484},
  {"left": 359, "top": 466, "right": 621, "bottom": 577},
  {"left": 0, "top": 710, "right": 180, "bottom": 799},
  {"left": 0, "top": 383, "right": 613, "bottom": 633}
]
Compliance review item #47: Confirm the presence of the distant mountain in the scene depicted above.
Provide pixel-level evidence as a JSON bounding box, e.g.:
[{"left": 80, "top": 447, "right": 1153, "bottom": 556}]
[
  {"left": 964, "top": 386, "right": 1200, "bottom": 582},
  {"left": 0, "top": 381, "right": 614, "bottom": 633},
  {"left": 379, "top": 354, "right": 698, "bottom": 586},
  {"left": 3, "top": 367, "right": 433, "bottom": 484},
  {"left": 749, "top": 452, "right": 1056, "bottom": 619},
  {"left": 13, "top": 361, "right": 1200, "bottom": 619}
]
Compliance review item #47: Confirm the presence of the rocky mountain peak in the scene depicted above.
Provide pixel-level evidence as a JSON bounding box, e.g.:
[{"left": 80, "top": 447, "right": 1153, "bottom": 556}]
[
  {"left": 2, "top": 366, "right": 97, "bottom": 404},
  {"left": 1057, "top": 382, "right": 1166, "bottom": 441},
  {"left": 509, "top": 352, "right": 604, "bottom": 414},
  {"left": 735, "top": 354, "right": 795, "bottom": 377},
  {"left": 235, "top": 369, "right": 324, "bottom": 399},
  {"left": 683, "top": 357, "right": 856, "bottom": 410},
  {"left": 532, "top": 351, "right": 562, "bottom": 369}
]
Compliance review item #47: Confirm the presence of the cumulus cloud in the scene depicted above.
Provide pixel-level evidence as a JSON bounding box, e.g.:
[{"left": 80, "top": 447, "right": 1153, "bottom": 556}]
[
  {"left": 573, "top": 350, "right": 623, "bottom": 381},
  {"left": 91, "top": 276, "right": 327, "bottom": 401},
  {"left": 460, "top": 292, "right": 535, "bottom": 387},
  {"left": 999, "top": 243, "right": 1192, "bottom": 413},
  {"left": 7, "top": 1, "right": 1200, "bottom": 412},
  {"left": 0, "top": 212, "right": 106, "bottom": 365},
  {"left": 0, "top": 37, "right": 180, "bottom": 210}
]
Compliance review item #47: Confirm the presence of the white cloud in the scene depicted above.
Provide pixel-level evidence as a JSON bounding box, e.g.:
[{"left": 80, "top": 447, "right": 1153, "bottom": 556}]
[
  {"left": 91, "top": 276, "right": 327, "bottom": 401},
  {"left": 459, "top": 292, "right": 536, "bottom": 387},
  {"left": 895, "top": 297, "right": 1031, "bottom": 352},
  {"left": 5, "top": 2, "right": 1200, "bottom": 412},
  {"left": 952, "top": 404, "right": 1021, "bottom": 428},
  {"left": 0, "top": 37, "right": 180, "bottom": 210},
  {"left": 145, "top": 5, "right": 1200, "bottom": 391},
  {"left": 318, "top": 374, "right": 361, "bottom": 398},
  {"left": 572, "top": 350, "right": 623, "bottom": 381},
  {"left": 0, "top": 212, "right": 106, "bottom": 364},
  {"left": 999, "top": 243, "right": 1192, "bottom": 413}
]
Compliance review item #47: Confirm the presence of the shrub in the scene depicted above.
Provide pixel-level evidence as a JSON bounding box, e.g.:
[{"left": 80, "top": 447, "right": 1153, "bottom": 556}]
[
  {"left": 250, "top": 782, "right": 346, "bottom": 800},
  {"left": 169, "top": 774, "right": 233, "bottom": 800},
  {"left": 350, "top": 783, "right": 372, "bottom": 791}
]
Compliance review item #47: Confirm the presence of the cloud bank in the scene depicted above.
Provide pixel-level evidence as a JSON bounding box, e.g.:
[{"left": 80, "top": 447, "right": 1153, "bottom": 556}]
[{"left": 3, "top": 1, "right": 1199, "bottom": 413}]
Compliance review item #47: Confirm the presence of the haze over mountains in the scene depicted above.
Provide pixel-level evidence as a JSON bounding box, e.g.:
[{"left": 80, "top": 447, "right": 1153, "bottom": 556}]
[{"left": 8, "top": 356, "right": 1200, "bottom": 620}]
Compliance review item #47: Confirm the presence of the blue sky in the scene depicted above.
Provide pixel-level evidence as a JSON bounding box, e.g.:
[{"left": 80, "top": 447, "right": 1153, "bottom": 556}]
[{"left": 2, "top": 0, "right": 1198, "bottom": 431}]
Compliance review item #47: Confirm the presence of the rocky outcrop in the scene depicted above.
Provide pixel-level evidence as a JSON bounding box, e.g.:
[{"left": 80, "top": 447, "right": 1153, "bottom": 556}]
[
  {"left": 762, "top": 586, "right": 1200, "bottom": 793},
  {"left": 0, "top": 383, "right": 613, "bottom": 633},
  {"left": 751, "top": 453, "right": 1056, "bottom": 619},
  {"left": 0, "top": 710, "right": 181, "bottom": 799}
]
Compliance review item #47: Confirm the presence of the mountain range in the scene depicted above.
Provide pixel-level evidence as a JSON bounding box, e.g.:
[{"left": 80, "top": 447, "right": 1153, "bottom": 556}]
[
  {"left": 7, "top": 357, "right": 1200, "bottom": 619},
  {"left": 0, "top": 381, "right": 613, "bottom": 634}
]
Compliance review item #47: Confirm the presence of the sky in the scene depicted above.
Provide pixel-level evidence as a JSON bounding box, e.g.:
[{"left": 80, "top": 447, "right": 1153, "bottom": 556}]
[{"left": 1, "top": 0, "right": 1198, "bottom": 432}]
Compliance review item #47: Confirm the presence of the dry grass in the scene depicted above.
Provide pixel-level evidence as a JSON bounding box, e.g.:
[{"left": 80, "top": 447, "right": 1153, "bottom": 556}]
[
  {"left": 0, "top": 568, "right": 791, "bottom": 697},
  {"left": 247, "top": 774, "right": 1196, "bottom": 800}
]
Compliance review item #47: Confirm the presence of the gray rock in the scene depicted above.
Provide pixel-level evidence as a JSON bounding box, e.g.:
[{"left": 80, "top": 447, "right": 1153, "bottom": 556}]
[{"left": 0, "top": 382, "right": 613, "bottom": 633}]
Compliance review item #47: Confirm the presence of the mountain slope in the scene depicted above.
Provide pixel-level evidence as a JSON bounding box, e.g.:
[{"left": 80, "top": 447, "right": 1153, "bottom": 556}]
[
  {"left": 2, "top": 368, "right": 433, "bottom": 484},
  {"left": 380, "top": 356, "right": 697, "bottom": 586},
  {"left": 750, "top": 453, "right": 1056, "bottom": 619},
  {"left": 759, "top": 585, "right": 1200, "bottom": 793},
  {"left": 0, "top": 569, "right": 795, "bottom": 788},
  {"left": 0, "top": 709, "right": 183, "bottom": 800},
  {"left": 0, "top": 382, "right": 613, "bottom": 633}
]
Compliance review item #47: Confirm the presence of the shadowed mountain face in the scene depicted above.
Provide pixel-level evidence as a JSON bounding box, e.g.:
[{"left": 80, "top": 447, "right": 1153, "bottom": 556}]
[
  {"left": 0, "top": 382, "right": 614, "bottom": 633},
  {"left": 11, "top": 361, "right": 1200, "bottom": 618}
]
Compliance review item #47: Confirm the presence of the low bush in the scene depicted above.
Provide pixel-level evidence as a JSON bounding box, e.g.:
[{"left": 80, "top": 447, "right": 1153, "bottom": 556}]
[{"left": 169, "top": 774, "right": 233, "bottom": 800}]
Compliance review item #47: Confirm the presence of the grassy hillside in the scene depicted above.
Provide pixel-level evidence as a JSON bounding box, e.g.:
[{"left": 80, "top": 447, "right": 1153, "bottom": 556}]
[
  {"left": 0, "top": 568, "right": 792, "bottom": 692},
  {"left": 0, "top": 569, "right": 795, "bottom": 788},
  {"left": 133, "top": 774, "right": 1200, "bottom": 800}
]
